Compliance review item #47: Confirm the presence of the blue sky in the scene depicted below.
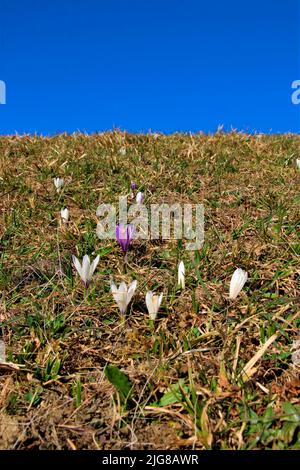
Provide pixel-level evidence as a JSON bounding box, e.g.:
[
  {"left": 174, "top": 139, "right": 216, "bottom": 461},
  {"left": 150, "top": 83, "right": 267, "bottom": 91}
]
[{"left": 0, "top": 0, "right": 299, "bottom": 134}]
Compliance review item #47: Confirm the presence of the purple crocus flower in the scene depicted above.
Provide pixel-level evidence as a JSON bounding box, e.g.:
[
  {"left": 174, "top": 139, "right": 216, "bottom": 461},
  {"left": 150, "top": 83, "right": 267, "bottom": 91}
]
[
  {"left": 130, "top": 181, "right": 137, "bottom": 190},
  {"left": 116, "top": 223, "right": 135, "bottom": 255}
]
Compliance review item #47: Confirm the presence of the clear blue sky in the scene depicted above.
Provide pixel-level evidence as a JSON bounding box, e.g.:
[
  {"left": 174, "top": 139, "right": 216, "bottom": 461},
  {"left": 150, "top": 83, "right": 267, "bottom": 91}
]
[{"left": 0, "top": 0, "right": 299, "bottom": 135}]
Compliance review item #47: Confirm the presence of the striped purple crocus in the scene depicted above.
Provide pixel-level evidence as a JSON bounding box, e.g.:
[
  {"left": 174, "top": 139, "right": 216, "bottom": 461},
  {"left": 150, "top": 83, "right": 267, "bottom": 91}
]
[{"left": 116, "top": 223, "right": 135, "bottom": 255}]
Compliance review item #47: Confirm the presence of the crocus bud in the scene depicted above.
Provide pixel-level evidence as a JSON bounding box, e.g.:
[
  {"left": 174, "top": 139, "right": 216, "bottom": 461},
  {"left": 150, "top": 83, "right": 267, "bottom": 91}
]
[
  {"left": 116, "top": 223, "right": 135, "bottom": 255},
  {"left": 229, "top": 268, "right": 248, "bottom": 300},
  {"left": 296, "top": 159, "right": 300, "bottom": 170}
]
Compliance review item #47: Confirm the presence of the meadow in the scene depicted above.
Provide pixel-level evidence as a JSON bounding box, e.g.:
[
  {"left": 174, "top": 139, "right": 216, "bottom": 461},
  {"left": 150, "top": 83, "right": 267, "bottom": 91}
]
[{"left": 0, "top": 131, "right": 299, "bottom": 450}]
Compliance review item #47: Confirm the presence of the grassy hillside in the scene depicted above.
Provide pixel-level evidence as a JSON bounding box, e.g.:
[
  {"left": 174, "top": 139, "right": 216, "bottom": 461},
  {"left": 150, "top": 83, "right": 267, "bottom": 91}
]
[{"left": 0, "top": 131, "right": 299, "bottom": 450}]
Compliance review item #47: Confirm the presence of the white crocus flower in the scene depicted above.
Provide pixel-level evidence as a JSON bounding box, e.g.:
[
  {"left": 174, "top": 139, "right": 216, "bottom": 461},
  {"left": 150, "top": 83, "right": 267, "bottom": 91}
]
[
  {"left": 60, "top": 208, "right": 69, "bottom": 223},
  {"left": 178, "top": 261, "right": 185, "bottom": 289},
  {"left": 72, "top": 254, "right": 100, "bottom": 288},
  {"left": 110, "top": 280, "right": 137, "bottom": 314},
  {"left": 296, "top": 159, "right": 300, "bottom": 170},
  {"left": 54, "top": 177, "right": 64, "bottom": 192},
  {"left": 136, "top": 191, "right": 144, "bottom": 204},
  {"left": 119, "top": 147, "right": 126, "bottom": 156},
  {"left": 145, "top": 291, "right": 163, "bottom": 321},
  {"left": 229, "top": 268, "right": 248, "bottom": 300}
]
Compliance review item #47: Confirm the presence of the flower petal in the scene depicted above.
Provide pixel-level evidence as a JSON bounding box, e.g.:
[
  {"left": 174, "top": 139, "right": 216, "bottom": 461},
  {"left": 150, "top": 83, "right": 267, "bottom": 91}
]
[{"left": 157, "top": 293, "right": 163, "bottom": 310}]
